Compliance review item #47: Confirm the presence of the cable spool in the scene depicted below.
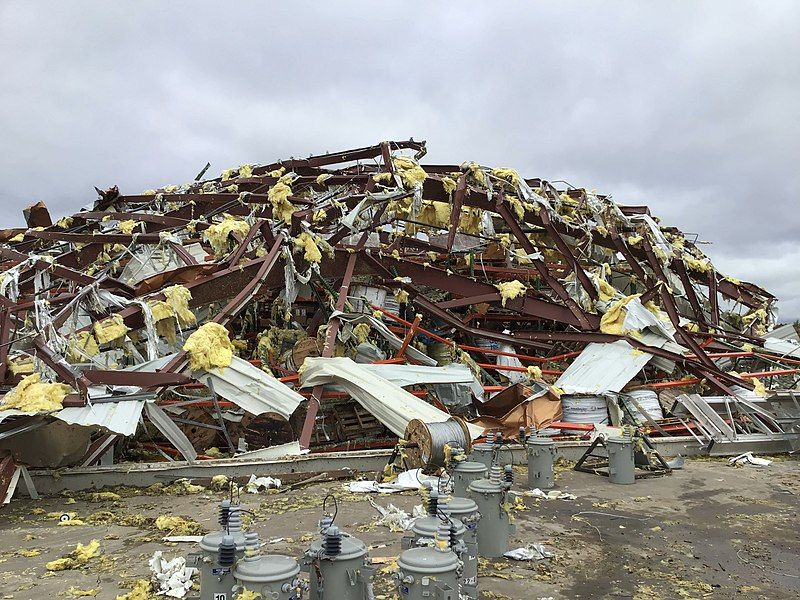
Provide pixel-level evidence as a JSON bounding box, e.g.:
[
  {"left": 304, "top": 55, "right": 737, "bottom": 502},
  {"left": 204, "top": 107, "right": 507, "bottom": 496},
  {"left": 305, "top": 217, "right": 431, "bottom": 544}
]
[{"left": 403, "top": 417, "right": 472, "bottom": 472}]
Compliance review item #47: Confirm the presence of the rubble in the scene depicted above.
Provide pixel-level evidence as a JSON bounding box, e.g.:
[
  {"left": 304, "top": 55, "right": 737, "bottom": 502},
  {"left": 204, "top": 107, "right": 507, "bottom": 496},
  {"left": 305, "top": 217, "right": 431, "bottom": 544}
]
[{"left": 0, "top": 139, "right": 798, "bottom": 502}]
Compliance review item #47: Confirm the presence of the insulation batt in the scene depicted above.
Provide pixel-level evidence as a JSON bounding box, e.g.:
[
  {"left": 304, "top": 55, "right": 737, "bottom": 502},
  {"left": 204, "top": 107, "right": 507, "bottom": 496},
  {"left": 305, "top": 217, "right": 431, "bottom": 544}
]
[
  {"left": 66, "top": 330, "right": 99, "bottom": 361},
  {"left": 45, "top": 539, "right": 101, "bottom": 571},
  {"left": 204, "top": 214, "right": 251, "bottom": 256},
  {"left": 162, "top": 284, "right": 196, "bottom": 326},
  {"left": 94, "top": 313, "right": 130, "bottom": 344},
  {"left": 293, "top": 231, "right": 323, "bottom": 263},
  {"left": 117, "top": 220, "right": 139, "bottom": 234},
  {"left": 182, "top": 322, "right": 233, "bottom": 371},
  {"left": 268, "top": 174, "right": 296, "bottom": 222},
  {"left": 393, "top": 156, "right": 427, "bottom": 188},
  {"left": 115, "top": 580, "right": 156, "bottom": 600},
  {"left": 0, "top": 373, "right": 72, "bottom": 412},
  {"left": 495, "top": 280, "right": 527, "bottom": 307},
  {"left": 600, "top": 294, "right": 640, "bottom": 335}
]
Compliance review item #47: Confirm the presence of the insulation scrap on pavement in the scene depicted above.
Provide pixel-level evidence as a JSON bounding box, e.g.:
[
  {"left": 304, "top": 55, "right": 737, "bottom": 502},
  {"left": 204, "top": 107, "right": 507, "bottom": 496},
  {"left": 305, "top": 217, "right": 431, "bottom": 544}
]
[{"left": 0, "top": 138, "right": 798, "bottom": 499}]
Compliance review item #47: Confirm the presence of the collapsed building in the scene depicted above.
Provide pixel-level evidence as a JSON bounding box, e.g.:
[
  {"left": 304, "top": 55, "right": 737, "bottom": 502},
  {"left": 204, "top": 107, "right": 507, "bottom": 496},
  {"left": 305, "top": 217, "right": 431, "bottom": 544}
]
[{"left": 1, "top": 139, "right": 798, "bottom": 500}]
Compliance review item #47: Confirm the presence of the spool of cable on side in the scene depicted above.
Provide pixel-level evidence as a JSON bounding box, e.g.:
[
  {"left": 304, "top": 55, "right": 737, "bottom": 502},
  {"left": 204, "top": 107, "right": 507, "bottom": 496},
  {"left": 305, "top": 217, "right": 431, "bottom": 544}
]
[{"left": 403, "top": 417, "right": 472, "bottom": 472}]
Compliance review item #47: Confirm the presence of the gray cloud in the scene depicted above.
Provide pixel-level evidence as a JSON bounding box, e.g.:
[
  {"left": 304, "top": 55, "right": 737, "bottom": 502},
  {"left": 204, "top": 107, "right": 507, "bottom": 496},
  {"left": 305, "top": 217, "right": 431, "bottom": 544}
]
[{"left": 1, "top": 1, "right": 798, "bottom": 319}]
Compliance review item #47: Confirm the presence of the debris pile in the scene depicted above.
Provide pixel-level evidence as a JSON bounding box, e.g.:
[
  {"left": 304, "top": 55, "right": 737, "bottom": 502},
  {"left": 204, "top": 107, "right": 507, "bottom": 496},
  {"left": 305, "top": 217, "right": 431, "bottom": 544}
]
[{"left": 1, "top": 139, "right": 798, "bottom": 498}]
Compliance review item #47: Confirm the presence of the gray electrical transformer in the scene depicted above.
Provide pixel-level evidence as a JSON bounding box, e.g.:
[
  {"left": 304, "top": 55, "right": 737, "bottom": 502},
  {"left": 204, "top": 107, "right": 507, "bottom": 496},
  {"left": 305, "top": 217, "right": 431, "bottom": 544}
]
[
  {"left": 233, "top": 531, "right": 303, "bottom": 599},
  {"left": 197, "top": 502, "right": 247, "bottom": 599},
  {"left": 607, "top": 436, "right": 636, "bottom": 484},
  {"left": 467, "top": 466, "right": 514, "bottom": 558},
  {"left": 451, "top": 460, "right": 488, "bottom": 497},
  {"left": 526, "top": 437, "right": 556, "bottom": 489},
  {"left": 305, "top": 524, "right": 374, "bottom": 600}
]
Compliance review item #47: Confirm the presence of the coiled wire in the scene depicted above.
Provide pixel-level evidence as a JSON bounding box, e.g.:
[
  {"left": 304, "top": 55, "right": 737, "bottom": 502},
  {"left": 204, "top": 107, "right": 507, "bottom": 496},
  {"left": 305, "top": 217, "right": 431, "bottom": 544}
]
[{"left": 426, "top": 419, "right": 471, "bottom": 469}]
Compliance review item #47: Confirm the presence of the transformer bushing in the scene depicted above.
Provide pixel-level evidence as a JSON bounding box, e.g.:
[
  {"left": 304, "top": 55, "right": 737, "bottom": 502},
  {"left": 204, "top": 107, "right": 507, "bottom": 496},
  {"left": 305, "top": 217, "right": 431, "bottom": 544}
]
[
  {"left": 198, "top": 504, "right": 247, "bottom": 597},
  {"left": 305, "top": 525, "right": 374, "bottom": 600},
  {"left": 453, "top": 459, "right": 489, "bottom": 495},
  {"left": 607, "top": 436, "right": 636, "bottom": 485},
  {"left": 526, "top": 437, "right": 555, "bottom": 489},
  {"left": 467, "top": 467, "right": 513, "bottom": 558},
  {"left": 233, "top": 531, "right": 303, "bottom": 599}
]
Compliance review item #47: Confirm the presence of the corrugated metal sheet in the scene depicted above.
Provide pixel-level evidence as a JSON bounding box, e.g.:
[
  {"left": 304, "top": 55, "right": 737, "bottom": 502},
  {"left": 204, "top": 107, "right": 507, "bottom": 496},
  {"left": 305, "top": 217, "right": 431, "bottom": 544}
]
[
  {"left": 763, "top": 337, "right": 800, "bottom": 358},
  {"left": 0, "top": 401, "right": 145, "bottom": 436},
  {"left": 764, "top": 323, "right": 800, "bottom": 343},
  {"left": 301, "top": 356, "right": 483, "bottom": 438},
  {"left": 200, "top": 356, "right": 304, "bottom": 420},
  {"left": 56, "top": 400, "right": 145, "bottom": 437},
  {"left": 556, "top": 340, "right": 653, "bottom": 394}
]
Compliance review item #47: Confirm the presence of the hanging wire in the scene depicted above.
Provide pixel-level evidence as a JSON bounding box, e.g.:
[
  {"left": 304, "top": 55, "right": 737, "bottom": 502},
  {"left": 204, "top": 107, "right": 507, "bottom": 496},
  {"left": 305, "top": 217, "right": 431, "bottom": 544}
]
[{"left": 322, "top": 493, "right": 338, "bottom": 524}]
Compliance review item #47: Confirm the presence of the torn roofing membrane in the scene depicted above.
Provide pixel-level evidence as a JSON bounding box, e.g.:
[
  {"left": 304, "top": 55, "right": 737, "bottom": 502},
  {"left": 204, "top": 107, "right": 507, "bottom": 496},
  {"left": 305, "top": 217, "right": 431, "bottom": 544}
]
[{"left": 0, "top": 139, "right": 796, "bottom": 468}]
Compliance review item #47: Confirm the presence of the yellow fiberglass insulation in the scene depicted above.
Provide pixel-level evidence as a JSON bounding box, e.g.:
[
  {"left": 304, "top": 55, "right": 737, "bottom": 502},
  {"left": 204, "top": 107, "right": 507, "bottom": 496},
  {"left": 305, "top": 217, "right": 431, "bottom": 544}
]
[
  {"left": 494, "top": 280, "right": 527, "bottom": 307},
  {"left": 163, "top": 284, "right": 196, "bottom": 326},
  {"left": 595, "top": 275, "right": 617, "bottom": 303},
  {"left": 9, "top": 356, "right": 34, "bottom": 375},
  {"left": 115, "top": 580, "right": 156, "bottom": 600},
  {"left": 0, "top": 373, "right": 72, "bottom": 413},
  {"left": 117, "top": 220, "right": 139, "bottom": 235},
  {"left": 353, "top": 323, "right": 371, "bottom": 344},
  {"left": 506, "top": 194, "right": 526, "bottom": 220},
  {"left": 393, "top": 156, "right": 427, "bottom": 189},
  {"left": 268, "top": 175, "right": 296, "bottom": 223},
  {"left": 395, "top": 289, "right": 409, "bottom": 304},
  {"left": 460, "top": 207, "right": 483, "bottom": 234},
  {"left": 461, "top": 161, "right": 486, "bottom": 186},
  {"left": 492, "top": 167, "right": 522, "bottom": 188},
  {"left": 684, "top": 255, "right": 711, "bottom": 273},
  {"left": 236, "top": 590, "right": 262, "bottom": 600},
  {"left": 414, "top": 201, "right": 483, "bottom": 235},
  {"left": 148, "top": 299, "right": 178, "bottom": 343},
  {"left": 513, "top": 248, "right": 532, "bottom": 265},
  {"left": 183, "top": 322, "right": 233, "bottom": 371},
  {"left": 417, "top": 200, "right": 451, "bottom": 229},
  {"left": 148, "top": 300, "right": 174, "bottom": 322},
  {"left": 316, "top": 173, "right": 332, "bottom": 185},
  {"left": 526, "top": 365, "right": 543, "bottom": 380},
  {"left": 750, "top": 377, "right": 767, "bottom": 397},
  {"left": 293, "top": 232, "right": 323, "bottom": 263},
  {"left": 442, "top": 176, "right": 457, "bottom": 195},
  {"left": 94, "top": 314, "right": 129, "bottom": 344},
  {"left": 67, "top": 331, "right": 100, "bottom": 361},
  {"left": 239, "top": 164, "right": 254, "bottom": 178},
  {"left": 599, "top": 294, "right": 640, "bottom": 335},
  {"left": 63, "top": 588, "right": 99, "bottom": 597},
  {"left": 204, "top": 214, "right": 251, "bottom": 256},
  {"left": 372, "top": 172, "right": 394, "bottom": 184},
  {"left": 154, "top": 515, "right": 204, "bottom": 535},
  {"left": 627, "top": 235, "right": 643, "bottom": 246},
  {"left": 46, "top": 539, "right": 101, "bottom": 571}
]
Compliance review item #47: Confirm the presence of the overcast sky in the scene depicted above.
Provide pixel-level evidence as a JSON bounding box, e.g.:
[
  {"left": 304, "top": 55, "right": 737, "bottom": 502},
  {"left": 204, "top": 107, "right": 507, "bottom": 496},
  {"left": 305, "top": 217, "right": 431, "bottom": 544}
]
[{"left": 1, "top": 2, "right": 798, "bottom": 321}]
